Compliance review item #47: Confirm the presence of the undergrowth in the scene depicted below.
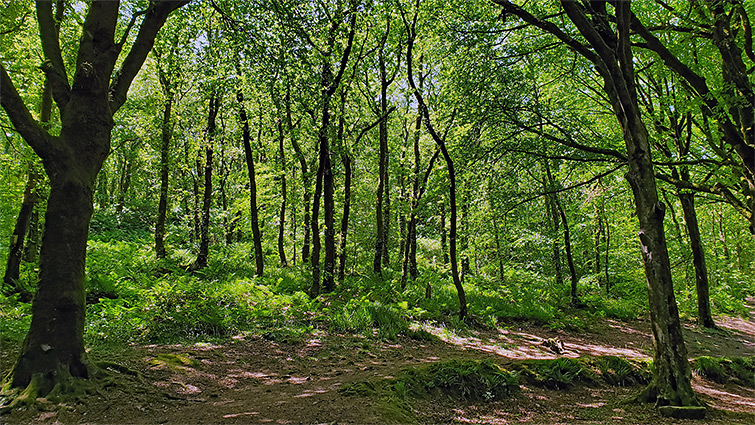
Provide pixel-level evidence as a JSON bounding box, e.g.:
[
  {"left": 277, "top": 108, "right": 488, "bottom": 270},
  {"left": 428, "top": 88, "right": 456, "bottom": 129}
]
[{"left": 0, "top": 236, "right": 752, "bottom": 347}]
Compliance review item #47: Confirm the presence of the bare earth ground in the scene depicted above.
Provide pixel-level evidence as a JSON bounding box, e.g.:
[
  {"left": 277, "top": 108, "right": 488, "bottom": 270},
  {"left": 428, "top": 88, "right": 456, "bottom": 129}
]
[{"left": 1, "top": 302, "right": 754, "bottom": 424}]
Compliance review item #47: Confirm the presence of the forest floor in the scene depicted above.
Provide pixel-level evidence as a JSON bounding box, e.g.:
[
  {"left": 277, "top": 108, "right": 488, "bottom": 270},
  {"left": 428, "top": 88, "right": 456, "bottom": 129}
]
[{"left": 1, "top": 301, "right": 755, "bottom": 424}]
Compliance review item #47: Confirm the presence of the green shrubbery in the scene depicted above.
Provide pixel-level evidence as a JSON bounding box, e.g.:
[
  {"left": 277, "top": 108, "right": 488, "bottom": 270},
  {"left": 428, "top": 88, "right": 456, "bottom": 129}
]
[{"left": 0, "top": 230, "right": 752, "bottom": 347}]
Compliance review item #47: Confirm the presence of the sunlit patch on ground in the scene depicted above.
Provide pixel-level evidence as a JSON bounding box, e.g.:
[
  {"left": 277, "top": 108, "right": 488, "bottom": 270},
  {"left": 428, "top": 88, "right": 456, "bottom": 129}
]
[{"left": 692, "top": 375, "right": 755, "bottom": 414}]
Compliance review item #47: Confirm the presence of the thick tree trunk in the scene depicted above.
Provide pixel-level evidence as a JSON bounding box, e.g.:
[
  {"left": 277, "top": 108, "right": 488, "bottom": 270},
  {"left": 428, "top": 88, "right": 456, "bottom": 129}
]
[
  {"left": 2, "top": 0, "right": 185, "bottom": 396},
  {"left": 678, "top": 193, "right": 714, "bottom": 328},
  {"left": 11, "top": 169, "right": 98, "bottom": 392},
  {"left": 155, "top": 95, "right": 172, "bottom": 259}
]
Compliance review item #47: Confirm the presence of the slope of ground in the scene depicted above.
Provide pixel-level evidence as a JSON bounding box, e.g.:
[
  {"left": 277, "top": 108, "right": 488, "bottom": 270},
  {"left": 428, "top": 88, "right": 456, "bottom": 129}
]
[{"left": 1, "top": 305, "right": 754, "bottom": 424}]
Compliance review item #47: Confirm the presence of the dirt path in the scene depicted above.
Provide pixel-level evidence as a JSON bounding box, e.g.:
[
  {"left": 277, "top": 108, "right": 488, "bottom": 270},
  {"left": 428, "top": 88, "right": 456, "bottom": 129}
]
[{"left": 2, "top": 307, "right": 754, "bottom": 424}]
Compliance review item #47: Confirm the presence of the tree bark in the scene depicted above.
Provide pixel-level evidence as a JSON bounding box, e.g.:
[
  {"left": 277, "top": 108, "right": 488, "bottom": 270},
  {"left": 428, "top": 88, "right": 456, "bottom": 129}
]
[
  {"left": 404, "top": 14, "right": 465, "bottom": 318},
  {"left": 286, "top": 88, "right": 311, "bottom": 264},
  {"left": 194, "top": 90, "right": 220, "bottom": 271},
  {"left": 493, "top": 0, "right": 698, "bottom": 407},
  {"left": 1, "top": 0, "right": 187, "bottom": 394},
  {"left": 195, "top": 145, "right": 213, "bottom": 270},
  {"left": 679, "top": 193, "right": 715, "bottom": 328},
  {"left": 236, "top": 84, "right": 264, "bottom": 276},
  {"left": 3, "top": 168, "right": 39, "bottom": 301},
  {"left": 337, "top": 111, "right": 351, "bottom": 282},
  {"left": 155, "top": 93, "right": 172, "bottom": 259},
  {"left": 311, "top": 6, "right": 356, "bottom": 296},
  {"left": 277, "top": 120, "right": 288, "bottom": 267}
]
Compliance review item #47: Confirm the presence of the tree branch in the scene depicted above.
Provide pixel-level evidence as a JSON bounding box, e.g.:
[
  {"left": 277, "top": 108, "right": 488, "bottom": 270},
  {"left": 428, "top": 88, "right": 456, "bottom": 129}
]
[
  {"left": 491, "top": 0, "right": 599, "bottom": 63},
  {"left": 109, "top": 0, "right": 189, "bottom": 113},
  {"left": 36, "top": 0, "right": 70, "bottom": 108},
  {"left": 0, "top": 63, "right": 56, "bottom": 160}
]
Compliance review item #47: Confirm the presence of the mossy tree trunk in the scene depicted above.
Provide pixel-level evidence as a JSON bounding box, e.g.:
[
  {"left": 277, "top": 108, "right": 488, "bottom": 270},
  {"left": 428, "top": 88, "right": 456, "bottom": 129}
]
[
  {"left": 494, "top": 0, "right": 698, "bottom": 407},
  {"left": 0, "top": 0, "right": 187, "bottom": 395}
]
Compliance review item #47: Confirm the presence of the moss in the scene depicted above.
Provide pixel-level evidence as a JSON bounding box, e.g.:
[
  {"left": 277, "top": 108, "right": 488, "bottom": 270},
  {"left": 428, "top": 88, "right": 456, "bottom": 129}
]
[
  {"left": 510, "top": 356, "right": 651, "bottom": 389},
  {"left": 340, "top": 359, "right": 518, "bottom": 423},
  {"left": 396, "top": 359, "right": 519, "bottom": 401},
  {"left": 514, "top": 358, "right": 595, "bottom": 389},
  {"left": 591, "top": 356, "right": 651, "bottom": 387},
  {"left": 691, "top": 356, "right": 755, "bottom": 387},
  {"left": 149, "top": 353, "right": 199, "bottom": 370}
]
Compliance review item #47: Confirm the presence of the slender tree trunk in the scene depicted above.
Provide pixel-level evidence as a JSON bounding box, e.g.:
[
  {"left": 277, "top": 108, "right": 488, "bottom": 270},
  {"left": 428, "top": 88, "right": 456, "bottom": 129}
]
[
  {"left": 594, "top": 206, "right": 603, "bottom": 278},
  {"left": 286, "top": 89, "right": 311, "bottom": 264},
  {"left": 337, "top": 113, "right": 351, "bottom": 282},
  {"left": 277, "top": 120, "right": 288, "bottom": 267},
  {"left": 194, "top": 90, "right": 220, "bottom": 271},
  {"left": 679, "top": 193, "right": 715, "bottom": 328},
  {"left": 237, "top": 86, "right": 264, "bottom": 276},
  {"left": 115, "top": 151, "right": 132, "bottom": 216},
  {"left": 3, "top": 169, "right": 39, "bottom": 301},
  {"left": 192, "top": 156, "right": 202, "bottom": 242},
  {"left": 310, "top": 143, "right": 324, "bottom": 296},
  {"left": 556, "top": 200, "right": 579, "bottom": 305},
  {"left": 24, "top": 201, "right": 40, "bottom": 264},
  {"left": 440, "top": 202, "right": 448, "bottom": 264},
  {"left": 546, "top": 194, "right": 564, "bottom": 287},
  {"left": 155, "top": 95, "right": 172, "bottom": 259},
  {"left": 195, "top": 145, "right": 213, "bottom": 270}
]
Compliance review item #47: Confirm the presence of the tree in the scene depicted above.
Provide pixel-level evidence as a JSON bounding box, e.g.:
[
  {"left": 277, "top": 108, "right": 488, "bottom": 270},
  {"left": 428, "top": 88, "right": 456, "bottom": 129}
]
[
  {"left": 0, "top": 0, "right": 187, "bottom": 395},
  {"left": 402, "top": 0, "right": 466, "bottom": 319},
  {"left": 493, "top": 0, "right": 701, "bottom": 411}
]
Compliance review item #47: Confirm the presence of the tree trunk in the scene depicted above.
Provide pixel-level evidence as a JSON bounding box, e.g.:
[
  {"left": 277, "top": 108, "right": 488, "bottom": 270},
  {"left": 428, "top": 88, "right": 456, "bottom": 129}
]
[
  {"left": 440, "top": 202, "right": 448, "bottom": 265},
  {"left": 24, "top": 200, "right": 41, "bottom": 264},
  {"left": 556, "top": 200, "right": 579, "bottom": 306},
  {"left": 195, "top": 145, "right": 213, "bottom": 270},
  {"left": 194, "top": 90, "right": 220, "bottom": 271},
  {"left": 277, "top": 120, "right": 288, "bottom": 267},
  {"left": 286, "top": 89, "right": 311, "bottom": 264},
  {"left": 155, "top": 95, "right": 172, "bottom": 259},
  {"left": 115, "top": 151, "right": 132, "bottom": 216},
  {"left": 337, "top": 113, "right": 351, "bottom": 282},
  {"left": 11, "top": 166, "right": 99, "bottom": 392},
  {"left": 546, "top": 194, "right": 564, "bottom": 287},
  {"left": 237, "top": 86, "right": 264, "bottom": 276},
  {"left": 491, "top": 0, "right": 700, "bottom": 407},
  {"left": 679, "top": 193, "right": 715, "bottom": 328},
  {"left": 3, "top": 168, "right": 39, "bottom": 301},
  {"left": 594, "top": 205, "right": 603, "bottom": 279}
]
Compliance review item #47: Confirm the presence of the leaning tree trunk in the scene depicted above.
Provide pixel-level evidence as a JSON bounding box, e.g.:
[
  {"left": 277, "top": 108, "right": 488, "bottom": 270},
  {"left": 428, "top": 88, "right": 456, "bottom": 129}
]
[{"left": 679, "top": 192, "right": 715, "bottom": 328}]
